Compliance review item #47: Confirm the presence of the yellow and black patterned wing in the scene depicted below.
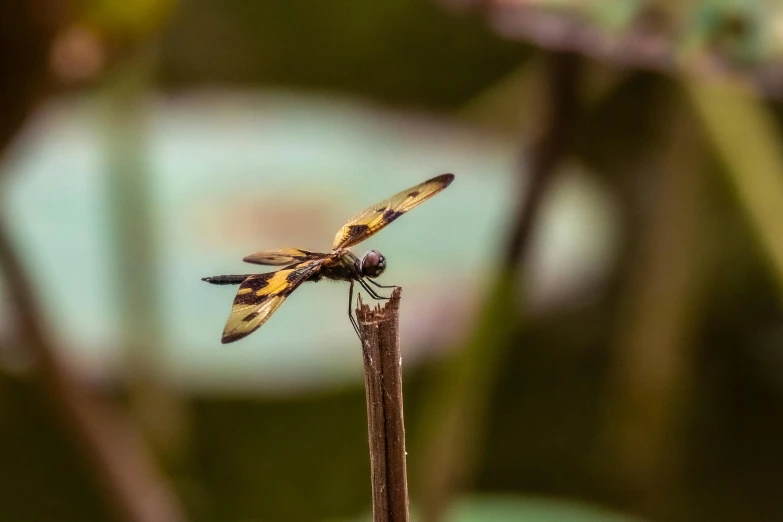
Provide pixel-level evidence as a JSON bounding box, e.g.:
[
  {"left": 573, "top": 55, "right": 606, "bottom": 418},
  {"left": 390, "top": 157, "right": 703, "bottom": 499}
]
[
  {"left": 331, "top": 173, "right": 454, "bottom": 250},
  {"left": 243, "top": 248, "right": 324, "bottom": 266},
  {"left": 220, "top": 259, "right": 324, "bottom": 344}
]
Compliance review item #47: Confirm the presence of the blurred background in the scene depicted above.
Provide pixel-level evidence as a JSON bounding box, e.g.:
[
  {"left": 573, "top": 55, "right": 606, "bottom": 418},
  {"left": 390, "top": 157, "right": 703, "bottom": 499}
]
[{"left": 2, "top": 1, "right": 783, "bottom": 521}]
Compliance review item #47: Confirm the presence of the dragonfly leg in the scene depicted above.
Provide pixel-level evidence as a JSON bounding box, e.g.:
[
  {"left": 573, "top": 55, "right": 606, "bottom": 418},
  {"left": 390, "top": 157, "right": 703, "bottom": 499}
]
[
  {"left": 358, "top": 277, "right": 389, "bottom": 300},
  {"left": 366, "top": 277, "right": 398, "bottom": 290},
  {"left": 348, "top": 279, "right": 362, "bottom": 340}
]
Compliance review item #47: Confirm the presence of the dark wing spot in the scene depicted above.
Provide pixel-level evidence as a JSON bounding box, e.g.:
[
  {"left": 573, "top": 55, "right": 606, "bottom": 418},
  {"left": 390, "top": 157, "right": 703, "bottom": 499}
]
[
  {"left": 382, "top": 209, "right": 404, "bottom": 222},
  {"left": 286, "top": 270, "right": 301, "bottom": 283},
  {"left": 222, "top": 331, "right": 248, "bottom": 344},
  {"left": 407, "top": 190, "right": 420, "bottom": 198},
  {"left": 432, "top": 173, "right": 455, "bottom": 185},
  {"left": 244, "top": 276, "right": 271, "bottom": 291},
  {"left": 347, "top": 224, "right": 369, "bottom": 237},
  {"left": 242, "top": 311, "right": 260, "bottom": 322},
  {"left": 234, "top": 292, "right": 264, "bottom": 306},
  {"left": 233, "top": 274, "right": 276, "bottom": 305}
]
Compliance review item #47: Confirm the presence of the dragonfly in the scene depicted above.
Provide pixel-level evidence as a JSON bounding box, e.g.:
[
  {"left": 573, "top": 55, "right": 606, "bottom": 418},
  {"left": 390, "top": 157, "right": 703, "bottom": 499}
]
[{"left": 202, "top": 173, "right": 455, "bottom": 343}]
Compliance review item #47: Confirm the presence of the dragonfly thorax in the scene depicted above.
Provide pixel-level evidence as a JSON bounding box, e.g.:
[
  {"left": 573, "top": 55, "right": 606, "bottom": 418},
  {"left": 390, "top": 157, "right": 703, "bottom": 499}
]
[{"left": 359, "top": 250, "right": 386, "bottom": 278}]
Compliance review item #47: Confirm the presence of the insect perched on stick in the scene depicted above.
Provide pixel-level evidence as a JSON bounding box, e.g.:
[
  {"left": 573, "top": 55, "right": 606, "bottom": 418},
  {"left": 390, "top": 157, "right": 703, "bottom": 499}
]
[{"left": 202, "top": 173, "right": 455, "bottom": 343}]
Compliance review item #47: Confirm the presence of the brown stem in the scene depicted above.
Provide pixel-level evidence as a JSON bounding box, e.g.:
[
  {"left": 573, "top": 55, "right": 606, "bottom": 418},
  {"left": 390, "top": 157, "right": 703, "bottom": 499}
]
[
  {"left": 0, "top": 0, "right": 64, "bottom": 171},
  {"left": 469, "top": 1, "right": 783, "bottom": 101},
  {"left": 505, "top": 50, "right": 582, "bottom": 268},
  {"left": 0, "top": 218, "right": 186, "bottom": 522},
  {"left": 356, "top": 288, "right": 409, "bottom": 522}
]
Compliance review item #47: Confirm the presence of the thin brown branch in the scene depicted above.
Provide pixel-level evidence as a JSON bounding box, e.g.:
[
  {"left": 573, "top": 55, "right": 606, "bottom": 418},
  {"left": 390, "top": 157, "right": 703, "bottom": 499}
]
[
  {"left": 356, "top": 288, "right": 409, "bottom": 522},
  {"left": 505, "top": 50, "right": 582, "bottom": 267},
  {"left": 446, "top": 1, "right": 783, "bottom": 101},
  {"left": 0, "top": 217, "right": 186, "bottom": 522},
  {"left": 0, "top": 0, "right": 65, "bottom": 169}
]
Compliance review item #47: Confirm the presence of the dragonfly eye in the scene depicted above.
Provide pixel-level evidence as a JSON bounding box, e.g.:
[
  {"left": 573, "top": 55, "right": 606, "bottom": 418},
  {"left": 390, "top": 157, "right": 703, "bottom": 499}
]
[{"left": 361, "top": 250, "right": 386, "bottom": 278}]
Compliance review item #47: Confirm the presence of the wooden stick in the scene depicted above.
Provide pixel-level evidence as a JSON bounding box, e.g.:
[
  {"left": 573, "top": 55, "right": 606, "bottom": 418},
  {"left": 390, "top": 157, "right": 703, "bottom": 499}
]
[{"left": 356, "top": 288, "right": 408, "bottom": 522}]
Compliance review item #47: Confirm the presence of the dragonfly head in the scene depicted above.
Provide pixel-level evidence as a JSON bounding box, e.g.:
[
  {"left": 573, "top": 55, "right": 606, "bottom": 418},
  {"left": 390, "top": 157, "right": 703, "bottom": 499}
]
[{"left": 360, "top": 250, "right": 386, "bottom": 278}]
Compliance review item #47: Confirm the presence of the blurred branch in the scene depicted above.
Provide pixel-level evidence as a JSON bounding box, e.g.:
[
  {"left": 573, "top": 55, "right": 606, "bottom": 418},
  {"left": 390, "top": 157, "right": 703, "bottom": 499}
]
[
  {"left": 460, "top": 0, "right": 783, "bottom": 100},
  {"left": 102, "top": 43, "right": 189, "bottom": 464},
  {"left": 0, "top": 218, "right": 186, "bottom": 522},
  {"left": 357, "top": 288, "right": 409, "bottom": 522},
  {"left": 0, "top": 0, "right": 65, "bottom": 165},
  {"left": 602, "top": 88, "right": 706, "bottom": 517},
  {"left": 0, "top": 6, "right": 184, "bottom": 516},
  {"left": 505, "top": 51, "right": 582, "bottom": 267},
  {"left": 414, "top": 50, "right": 582, "bottom": 522},
  {"left": 688, "top": 78, "right": 783, "bottom": 299}
]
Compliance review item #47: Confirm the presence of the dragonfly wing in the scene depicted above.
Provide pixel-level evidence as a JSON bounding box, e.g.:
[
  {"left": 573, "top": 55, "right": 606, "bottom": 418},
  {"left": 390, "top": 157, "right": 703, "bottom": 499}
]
[
  {"left": 331, "top": 173, "right": 454, "bottom": 250},
  {"left": 220, "top": 259, "right": 324, "bottom": 343},
  {"left": 243, "top": 248, "right": 323, "bottom": 266}
]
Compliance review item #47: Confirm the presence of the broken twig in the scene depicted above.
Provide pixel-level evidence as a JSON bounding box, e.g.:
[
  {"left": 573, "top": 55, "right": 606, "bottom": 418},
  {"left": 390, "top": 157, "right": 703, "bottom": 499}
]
[{"left": 356, "top": 288, "right": 408, "bottom": 522}]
